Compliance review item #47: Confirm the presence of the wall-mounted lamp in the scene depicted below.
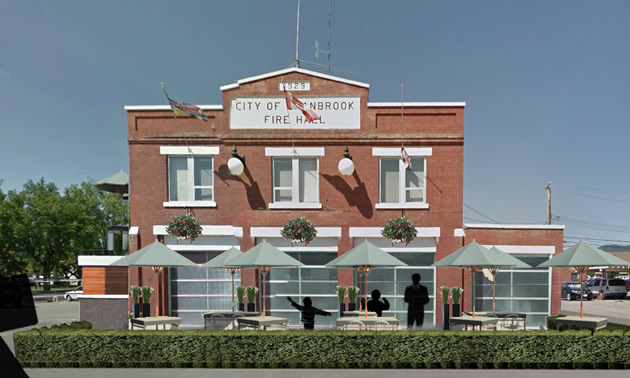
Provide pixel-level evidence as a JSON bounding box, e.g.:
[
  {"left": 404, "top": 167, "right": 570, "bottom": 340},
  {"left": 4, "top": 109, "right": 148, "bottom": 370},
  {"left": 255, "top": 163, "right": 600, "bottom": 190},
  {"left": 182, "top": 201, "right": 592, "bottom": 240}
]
[
  {"left": 228, "top": 145, "right": 245, "bottom": 176},
  {"left": 337, "top": 145, "right": 355, "bottom": 176}
]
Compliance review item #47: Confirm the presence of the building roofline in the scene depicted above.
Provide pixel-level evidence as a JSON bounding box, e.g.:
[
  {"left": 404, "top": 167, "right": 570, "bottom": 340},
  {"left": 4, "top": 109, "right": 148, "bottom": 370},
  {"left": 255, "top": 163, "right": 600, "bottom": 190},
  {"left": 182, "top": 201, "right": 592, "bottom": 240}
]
[
  {"left": 368, "top": 102, "right": 466, "bottom": 108},
  {"left": 124, "top": 105, "right": 223, "bottom": 111},
  {"left": 464, "top": 223, "right": 565, "bottom": 230},
  {"left": 219, "top": 67, "right": 370, "bottom": 91}
]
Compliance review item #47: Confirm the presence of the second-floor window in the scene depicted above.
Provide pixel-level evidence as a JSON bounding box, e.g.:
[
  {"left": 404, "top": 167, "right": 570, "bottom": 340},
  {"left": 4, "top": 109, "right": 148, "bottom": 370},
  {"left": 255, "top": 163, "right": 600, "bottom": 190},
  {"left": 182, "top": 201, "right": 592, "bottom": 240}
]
[
  {"left": 373, "top": 147, "right": 431, "bottom": 209},
  {"left": 168, "top": 156, "right": 214, "bottom": 202},
  {"left": 273, "top": 157, "right": 319, "bottom": 204}
]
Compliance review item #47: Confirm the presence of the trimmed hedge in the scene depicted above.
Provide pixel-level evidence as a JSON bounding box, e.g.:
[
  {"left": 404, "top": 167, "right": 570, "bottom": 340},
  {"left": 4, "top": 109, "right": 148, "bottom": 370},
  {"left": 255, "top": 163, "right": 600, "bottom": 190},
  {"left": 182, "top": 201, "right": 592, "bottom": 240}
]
[{"left": 14, "top": 329, "right": 629, "bottom": 369}]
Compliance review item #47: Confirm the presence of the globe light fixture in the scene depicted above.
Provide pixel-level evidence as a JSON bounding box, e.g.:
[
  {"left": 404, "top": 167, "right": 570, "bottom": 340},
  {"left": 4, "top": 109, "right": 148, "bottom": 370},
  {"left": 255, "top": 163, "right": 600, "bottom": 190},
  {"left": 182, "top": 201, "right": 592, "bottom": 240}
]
[
  {"left": 338, "top": 145, "right": 354, "bottom": 176},
  {"left": 228, "top": 145, "right": 245, "bottom": 176}
]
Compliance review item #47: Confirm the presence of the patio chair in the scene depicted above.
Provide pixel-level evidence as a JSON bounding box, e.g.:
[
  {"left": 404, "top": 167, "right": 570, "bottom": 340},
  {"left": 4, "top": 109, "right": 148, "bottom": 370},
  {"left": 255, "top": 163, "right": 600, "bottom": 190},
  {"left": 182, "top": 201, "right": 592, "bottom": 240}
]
[
  {"left": 231, "top": 314, "right": 245, "bottom": 330},
  {"left": 344, "top": 319, "right": 366, "bottom": 331},
  {"left": 483, "top": 313, "right": 498, "bottom": 331},
  {"left": 501, "top": 314, "right": 520, "bottom": 331},
  {"left": 369, "top": 319, "right": 392, "bottom": 331}
]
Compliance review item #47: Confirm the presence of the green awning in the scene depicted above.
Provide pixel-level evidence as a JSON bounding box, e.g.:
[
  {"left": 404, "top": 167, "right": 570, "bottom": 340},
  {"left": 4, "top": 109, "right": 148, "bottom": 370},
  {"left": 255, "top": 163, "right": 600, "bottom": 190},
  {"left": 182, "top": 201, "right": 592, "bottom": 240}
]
[
  {"left": 539, "top": 240, "right": 630, "bottom": 268},
  {"left": 110, "top": 240, "right": 197, "bottom": 267},
  {"left": 325, "top": 240, "right": 407, "bottom": 268},
  {"left": 200, "top": 247, "right": 243, "bottom": 268},
  {"left": 225, "top": 240, "right": 304, "bottom": 268}
]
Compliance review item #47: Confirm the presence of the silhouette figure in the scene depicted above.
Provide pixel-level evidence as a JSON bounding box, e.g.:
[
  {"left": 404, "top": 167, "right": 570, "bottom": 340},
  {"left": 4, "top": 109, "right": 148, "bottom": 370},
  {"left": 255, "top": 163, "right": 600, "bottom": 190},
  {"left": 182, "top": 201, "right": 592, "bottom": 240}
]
[
  {"left": 404, "top": 273, "right": 429, "bottom": 329},
  {"left": 367, "top": 289, "right": 390, "bottom": 317},
  {"left": 287, "top": 296, "right": 331, "bottom": 330}
]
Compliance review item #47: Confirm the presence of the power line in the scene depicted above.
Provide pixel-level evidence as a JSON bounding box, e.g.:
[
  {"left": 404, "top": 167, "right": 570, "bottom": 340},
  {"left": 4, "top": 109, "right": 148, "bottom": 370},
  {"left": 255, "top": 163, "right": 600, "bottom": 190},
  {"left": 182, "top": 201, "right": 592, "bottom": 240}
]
[
  {"left": 569, "top": 192, "right": 630, "bottom": 203},
  {"left": 564, "top": 236, "right": 630, "bottom": 244},
  {"left": 577, "top": 186, "right": 630, "bottom": 195},
  {"left": 463, "top": 203, "right": 500, "bottom": 224}
]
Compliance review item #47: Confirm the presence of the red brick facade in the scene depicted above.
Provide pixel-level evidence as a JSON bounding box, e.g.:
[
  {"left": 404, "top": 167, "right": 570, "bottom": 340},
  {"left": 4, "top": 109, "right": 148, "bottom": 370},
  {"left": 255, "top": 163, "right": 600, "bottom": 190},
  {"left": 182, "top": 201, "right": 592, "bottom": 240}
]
[{"left": 125, "top": 68, "right": 563, "bottom": 325}]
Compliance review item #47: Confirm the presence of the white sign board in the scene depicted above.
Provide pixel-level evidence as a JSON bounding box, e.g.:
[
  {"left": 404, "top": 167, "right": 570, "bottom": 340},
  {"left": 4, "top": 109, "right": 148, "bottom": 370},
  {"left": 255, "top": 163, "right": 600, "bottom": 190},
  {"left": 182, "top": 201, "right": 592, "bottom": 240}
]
[
  {"left": 230, "top": 97, "right": 360, "bottom": 129},
  {"left": 278, "top": 81, "right": 310, "bottom": 91}
]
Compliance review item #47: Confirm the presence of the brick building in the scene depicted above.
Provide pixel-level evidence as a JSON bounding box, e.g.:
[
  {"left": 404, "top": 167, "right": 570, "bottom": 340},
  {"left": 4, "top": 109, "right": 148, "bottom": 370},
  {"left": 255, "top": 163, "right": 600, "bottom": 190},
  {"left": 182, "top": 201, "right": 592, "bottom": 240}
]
[{"left": 118, "top": 67, "right": 567, "bottom": 329}]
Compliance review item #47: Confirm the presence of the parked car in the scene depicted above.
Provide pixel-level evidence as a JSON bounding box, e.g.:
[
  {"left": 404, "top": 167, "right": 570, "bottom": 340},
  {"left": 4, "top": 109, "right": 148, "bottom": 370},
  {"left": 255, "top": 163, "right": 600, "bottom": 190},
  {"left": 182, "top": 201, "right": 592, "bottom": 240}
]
[
  {"left": 561, "top": 282, "right": 593, "bottom": 301},
  {"left": 626, "top": 279, "right": 630, "bottom": 292},
  {"left": 585, "top": 279, "right": 628, "bottom": 299},
  {"left": 64, "top": 286, "right": 83, "bottom": 301}
]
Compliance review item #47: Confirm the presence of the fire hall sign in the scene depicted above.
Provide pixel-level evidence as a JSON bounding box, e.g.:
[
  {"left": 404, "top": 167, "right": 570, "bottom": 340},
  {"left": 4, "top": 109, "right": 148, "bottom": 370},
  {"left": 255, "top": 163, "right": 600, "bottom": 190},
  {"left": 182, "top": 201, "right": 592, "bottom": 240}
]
[{"left": 230, "top": 97, "right": 361, "bottom": 129}]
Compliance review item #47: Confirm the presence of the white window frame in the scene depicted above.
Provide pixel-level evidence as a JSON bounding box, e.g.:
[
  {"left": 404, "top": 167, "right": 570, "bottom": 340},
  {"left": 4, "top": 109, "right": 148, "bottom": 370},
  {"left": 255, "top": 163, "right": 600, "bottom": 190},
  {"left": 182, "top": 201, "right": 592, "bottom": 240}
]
[
  {"left": 266, "top": 147, "right": 324, "bottom": 209},
  {"left": 373, "top": 147, "right": 431, "bottom": 209},
  {"left": 161, "top": 146, "right": 219, "bottom": 208}
]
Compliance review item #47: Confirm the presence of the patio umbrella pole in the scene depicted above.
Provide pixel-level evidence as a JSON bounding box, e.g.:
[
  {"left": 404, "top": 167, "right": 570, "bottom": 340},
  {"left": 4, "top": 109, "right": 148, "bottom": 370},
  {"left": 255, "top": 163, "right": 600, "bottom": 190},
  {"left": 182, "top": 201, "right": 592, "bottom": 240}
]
[
  {"left": 257, "top": 265, "right": 270, "bottom": 319},
  {"left": 489, "top": 267, "right": 499, "bottom": 313},
  {"left": 151, "top": 266, "right": 163, "bottom": 318},
  {"left": 354, "top": 265, "right": 373, "bottom": 318},
  {"left": 575, "top": 265, "right": 589, "bottom": 318},
  {"left": 467, "top": 266, "right": 479, "bottom": 318},
  {"left": 227, "top": 268, "right": 239, "bottom": 312}
]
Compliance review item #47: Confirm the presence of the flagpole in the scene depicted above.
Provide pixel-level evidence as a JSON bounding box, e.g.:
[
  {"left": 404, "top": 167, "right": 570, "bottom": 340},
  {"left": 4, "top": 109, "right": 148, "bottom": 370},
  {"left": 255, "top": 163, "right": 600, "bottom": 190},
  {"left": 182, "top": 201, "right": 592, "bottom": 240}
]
[{"left": 295, "top": 0, "right": 301, "bottom": 68}]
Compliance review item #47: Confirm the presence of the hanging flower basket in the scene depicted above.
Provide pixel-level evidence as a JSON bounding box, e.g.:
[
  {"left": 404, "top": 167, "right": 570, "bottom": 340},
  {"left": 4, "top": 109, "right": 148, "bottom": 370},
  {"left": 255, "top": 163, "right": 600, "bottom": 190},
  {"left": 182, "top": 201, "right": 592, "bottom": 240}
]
[
  {"left": 166, "top": 212, "right": 202, "bottom": 243},
  {"left": 381, "top": 216, "right": 418, "bottom": 246},
  {"left": 281, "top": 216, "right": 317, "bottom": 246}
]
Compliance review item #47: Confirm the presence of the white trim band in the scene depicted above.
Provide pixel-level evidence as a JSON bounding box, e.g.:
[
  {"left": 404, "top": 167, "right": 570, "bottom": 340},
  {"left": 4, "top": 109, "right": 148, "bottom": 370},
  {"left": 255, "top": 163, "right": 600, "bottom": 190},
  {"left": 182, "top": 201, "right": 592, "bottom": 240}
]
[
  {"left": 482, "top": 245, "right": 556, "bottom": 255},
  {"left": 153, "top": 225, "right": 243, "bottom": 237},
  {"left": 78, "top": 295, "right": 129, "bottom": 299},
  {"left": 160, "top": 146, "right": 220, "bottom": 155},
  {"left": 465, "top": 224, "right": 565, "bottom": 230},
  {"left": 368, "top": 102, "right": 465, "bottom": 108},
  {"left": 78, "top": 255, "right": 124, "bottom": 266},
  {"left": 372, "top": 147, "right": 432, "bottom": 157},
  {"left": 268, "top": 202, "right": 323, "bottom": 210},
  {"left": 265, "top": 147, "right": 325, "bottom": 157},
  {"left": 124, "top": 105, "right": 223, "bottom": 111},
  {"left": 349, "top": 227, "right": 440, "bottom": 238},
  {"left": 454, "top": 228, "right": 465, "bottom": 237},
  {"left": 163, "top": 201, "right": 217, "bottom": 208},
  {"left": 375, "top": 203, "right": 429, "bottom": 210},
  {"left": 250, "top": 227, "right": 342, "bottom": 238},
  {"left": 129, "top": 226, "right": 139, "bottom": 235}
]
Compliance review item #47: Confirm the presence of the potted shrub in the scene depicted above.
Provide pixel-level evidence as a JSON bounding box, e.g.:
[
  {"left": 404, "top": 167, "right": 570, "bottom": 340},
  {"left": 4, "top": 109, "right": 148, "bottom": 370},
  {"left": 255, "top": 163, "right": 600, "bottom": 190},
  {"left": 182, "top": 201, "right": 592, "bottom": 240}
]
[
  {"left": 381, "top": 216, "right": 418, "bottom": 246},
  {"left": 281, "top": 216, "right": 317, "bottom": 246},
  {"left": 246, "top": 286, "right": 258, "bottom": 312},
  {"left": 236, "top": 286, "right": 245, "bottom": 312},
  {"left": 451, "top": 287, "right": 463, "bottom": 317},
  {"left": 131, "top": 285, "right": 141, "bottom": 318},
  {"left": 166, "top": 212, "right": 202, "bottom": 244},
  {"left": 441, "top": 286, "right": 451, "bottom": 330},
  {"left": 346, "top": 286, "right": 359, "bottom": 311},
  {"left": 336, "top": 285, "right": 347, "bottom": 316},
  {"left": 141, "top": 286, "right": 154, "bottom": 317}
]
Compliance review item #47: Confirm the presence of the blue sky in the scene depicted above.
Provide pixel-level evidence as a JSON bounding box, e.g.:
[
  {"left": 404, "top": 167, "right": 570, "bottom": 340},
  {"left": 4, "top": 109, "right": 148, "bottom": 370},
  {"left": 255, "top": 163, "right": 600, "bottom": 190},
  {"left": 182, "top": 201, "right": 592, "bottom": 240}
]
[{"left": 1, "top": 1, "right": 629, "bottom": 246}]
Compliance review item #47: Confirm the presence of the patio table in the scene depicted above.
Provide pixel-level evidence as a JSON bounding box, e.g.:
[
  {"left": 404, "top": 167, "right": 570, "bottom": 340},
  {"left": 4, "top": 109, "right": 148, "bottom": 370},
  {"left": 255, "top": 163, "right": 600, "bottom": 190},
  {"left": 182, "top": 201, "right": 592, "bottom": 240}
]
[
  {"left": 448, "top": 316, "right": 498, "bottom": 331},
  {"left": 342, "top": 310, "right": 378, "bottom": 317},
  {"left": 202, "top": 311, "right": 261, "bottom": 330},
  {"left": 237, "top": 316, "right": 290, "bottom": 330},
  {"left": 130, "top": 316, "right": 182, "bottom": 330},
  {"left": 463, "top": 311, "right": 527, "bottom": 330},
  {"left": 555, "top": 316, "right": 607, "bottom": 333},
  {"left": 336, "top": 316, "right": 399, "bottom": 330}
]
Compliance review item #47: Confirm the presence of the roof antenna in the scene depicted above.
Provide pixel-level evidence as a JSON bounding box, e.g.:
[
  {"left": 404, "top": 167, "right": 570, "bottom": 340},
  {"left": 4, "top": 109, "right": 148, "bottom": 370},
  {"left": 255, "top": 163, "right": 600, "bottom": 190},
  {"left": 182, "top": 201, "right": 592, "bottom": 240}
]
[
  {"left": 314, "top": 0, "right": 332, "bottom": 74},
  {"left": 295, "top": 0, "right": 301, "bottom": 68}
]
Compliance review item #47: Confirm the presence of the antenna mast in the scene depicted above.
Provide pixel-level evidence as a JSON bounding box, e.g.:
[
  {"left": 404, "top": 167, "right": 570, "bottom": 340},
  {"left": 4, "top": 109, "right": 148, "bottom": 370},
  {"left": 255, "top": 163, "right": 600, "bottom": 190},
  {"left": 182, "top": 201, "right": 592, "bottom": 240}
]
[
  {"left": 315, "top": 0, "right": 333, "bottom": 74},
  {"left": 295, "top": 0, "right": 301, "bottom": 68}
]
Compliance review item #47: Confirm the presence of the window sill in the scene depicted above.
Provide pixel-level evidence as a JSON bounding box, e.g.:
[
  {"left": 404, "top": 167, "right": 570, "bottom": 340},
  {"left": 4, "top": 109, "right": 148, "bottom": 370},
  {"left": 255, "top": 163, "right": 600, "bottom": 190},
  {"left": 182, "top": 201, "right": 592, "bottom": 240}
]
[
  {"left": 375, "top": 203, "right": 429, "bottom": 210},
  {"left": 163, "top": 201, "right": 217, "bottom": 208},
  {"left": 269, "top": 202, "right": 323, "bottom": 210}
]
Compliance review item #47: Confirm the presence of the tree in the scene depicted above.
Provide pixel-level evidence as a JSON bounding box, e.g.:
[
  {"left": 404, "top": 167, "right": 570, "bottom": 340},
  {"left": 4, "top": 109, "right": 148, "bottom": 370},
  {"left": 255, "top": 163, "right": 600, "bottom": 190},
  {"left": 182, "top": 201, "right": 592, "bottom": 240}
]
[{"left": 0, "top": 188, "right": 28, "bottom": 276}]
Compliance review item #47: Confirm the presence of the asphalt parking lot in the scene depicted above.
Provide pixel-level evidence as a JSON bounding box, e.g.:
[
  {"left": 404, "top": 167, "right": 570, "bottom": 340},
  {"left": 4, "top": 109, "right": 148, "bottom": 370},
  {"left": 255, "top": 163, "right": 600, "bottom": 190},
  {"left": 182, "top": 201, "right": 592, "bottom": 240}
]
[{"left": 560, "top": 295, "right": 630, "bottom": 325}]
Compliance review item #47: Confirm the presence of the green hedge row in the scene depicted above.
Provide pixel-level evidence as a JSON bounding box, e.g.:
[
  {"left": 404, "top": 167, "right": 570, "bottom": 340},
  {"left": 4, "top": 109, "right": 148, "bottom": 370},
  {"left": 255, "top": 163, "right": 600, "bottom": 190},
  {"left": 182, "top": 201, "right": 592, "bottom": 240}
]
[{"left": 14, "top": 329, "right": 629, "bottom": 369}]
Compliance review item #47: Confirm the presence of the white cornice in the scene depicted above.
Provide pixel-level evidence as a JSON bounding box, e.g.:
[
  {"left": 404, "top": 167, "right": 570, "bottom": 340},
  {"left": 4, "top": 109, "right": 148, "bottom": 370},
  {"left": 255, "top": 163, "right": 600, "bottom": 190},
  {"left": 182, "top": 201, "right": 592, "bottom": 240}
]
[
  {"left": 367, "top": 102, "right": 465, "bottom": 107},
  {"left": 153, "top": 225, "right": 243, "bottom": 237},
  {"left": 124, "top": 105, "right": 223, "bottom": 111},
  {"left": 250, "top": 227, "right": 342, "bottom": 238},
  {"left": 78, "top": 255, "right": 123, "bottom": 266},
  {"left": 464, "top": 224, "right": 565, "bottom": 230},
  {"left": 219, "top": 67, "right": 370, "bottom": 91}
]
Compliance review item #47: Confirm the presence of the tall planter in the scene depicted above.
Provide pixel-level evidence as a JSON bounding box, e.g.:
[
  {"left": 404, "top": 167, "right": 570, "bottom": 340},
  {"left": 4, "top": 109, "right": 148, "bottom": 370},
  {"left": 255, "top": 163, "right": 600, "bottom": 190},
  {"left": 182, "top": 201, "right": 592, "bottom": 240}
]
[
  {"left": 452, "top": 303, "right": 461, "bottom": 318},
  {"left": 133, "top": 304, "right": 141, "bottom": 318},
  {"left": 348, "top": 303, "right": 357, "bottom": 311},
  {"left": 131, "top": 286, "right": 141, "bottom": 318},
  {"left": 247, "top": 303, "right": 256, "bottom": 312},
  {"left": 142, "top": 303, "right": 151, "bottom": 317},
  {"left": 442, "top": 304, "right": 450, "bottom": 330}
]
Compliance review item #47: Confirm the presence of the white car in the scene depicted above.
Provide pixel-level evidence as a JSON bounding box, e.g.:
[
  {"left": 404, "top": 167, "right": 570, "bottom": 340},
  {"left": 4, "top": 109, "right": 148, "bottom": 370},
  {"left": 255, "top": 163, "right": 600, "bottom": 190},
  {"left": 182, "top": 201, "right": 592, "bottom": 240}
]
[{"left": 64, "top": 286, "right": 83, "bottom": 301}]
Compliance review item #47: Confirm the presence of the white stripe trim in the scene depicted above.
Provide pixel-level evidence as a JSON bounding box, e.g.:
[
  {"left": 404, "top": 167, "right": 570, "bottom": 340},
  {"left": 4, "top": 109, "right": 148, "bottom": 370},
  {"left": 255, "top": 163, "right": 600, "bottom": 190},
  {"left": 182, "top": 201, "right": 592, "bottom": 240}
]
[
  {"left": 219, "top": 67, "right": 370, "bottom": 91},
  {"left": 160, "top": 146, "right": 219, "bottom": 155},
  {"left": 153, "top": 225, "right": 243, "bottom": 237},
  {"left": 372, "top": 147, "right": 432, "bottom": 156},
  {"left": 349, "top": 227, "right": 440, "bottom": 238},
  {"left": 465, "top": 223, "right": 565, "bottom": 230},
  {"left": 124, "top": 105, "right": 223, "bottom": 111},
  {"left": 166, "top": 245, "right": 240, "bottom": 252},
  {"left": 78, "top": 295, "right": 129, "bottom": 299},
  {"left": 265, "top": 147, "right": 325, "bottom": 157},
  {"left": 129, "top": 226, "right": 139, "bottom": 235},
  {"left": 482, "top": 245, "right": 555, "bottom": 255},
  {"left": 78, "top": 255, "right": 123, "bottom": 266},
  {"left": 454, "top": 228, "right": 465, "bottom": 237},
  {"left": 250, "top": 227, "right": 341, "bottom": 238},
  {"left": 368, "top": 102, "right": 465, "bottom": 107}
]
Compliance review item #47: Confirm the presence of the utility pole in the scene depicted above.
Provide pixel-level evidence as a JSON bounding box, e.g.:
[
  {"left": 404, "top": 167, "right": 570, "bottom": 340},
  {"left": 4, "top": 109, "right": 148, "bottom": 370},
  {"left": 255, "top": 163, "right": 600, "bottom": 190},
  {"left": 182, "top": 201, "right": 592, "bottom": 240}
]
[{"left": 545, "top": 182, "right": 552, "bottom": 225}]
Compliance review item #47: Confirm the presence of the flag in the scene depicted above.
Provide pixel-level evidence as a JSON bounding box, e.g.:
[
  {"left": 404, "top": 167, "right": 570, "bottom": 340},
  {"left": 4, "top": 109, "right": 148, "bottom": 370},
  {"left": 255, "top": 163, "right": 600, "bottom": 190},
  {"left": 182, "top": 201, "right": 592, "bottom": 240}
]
[
  {"left": 161, "top": 83, "right": 208, "bottom": 121},
  {"left": 401, "top": 147, "right": 412, "bottom": 170},
  {"left": 284, "top": 88, "right": 320, "bottom": 123}
]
